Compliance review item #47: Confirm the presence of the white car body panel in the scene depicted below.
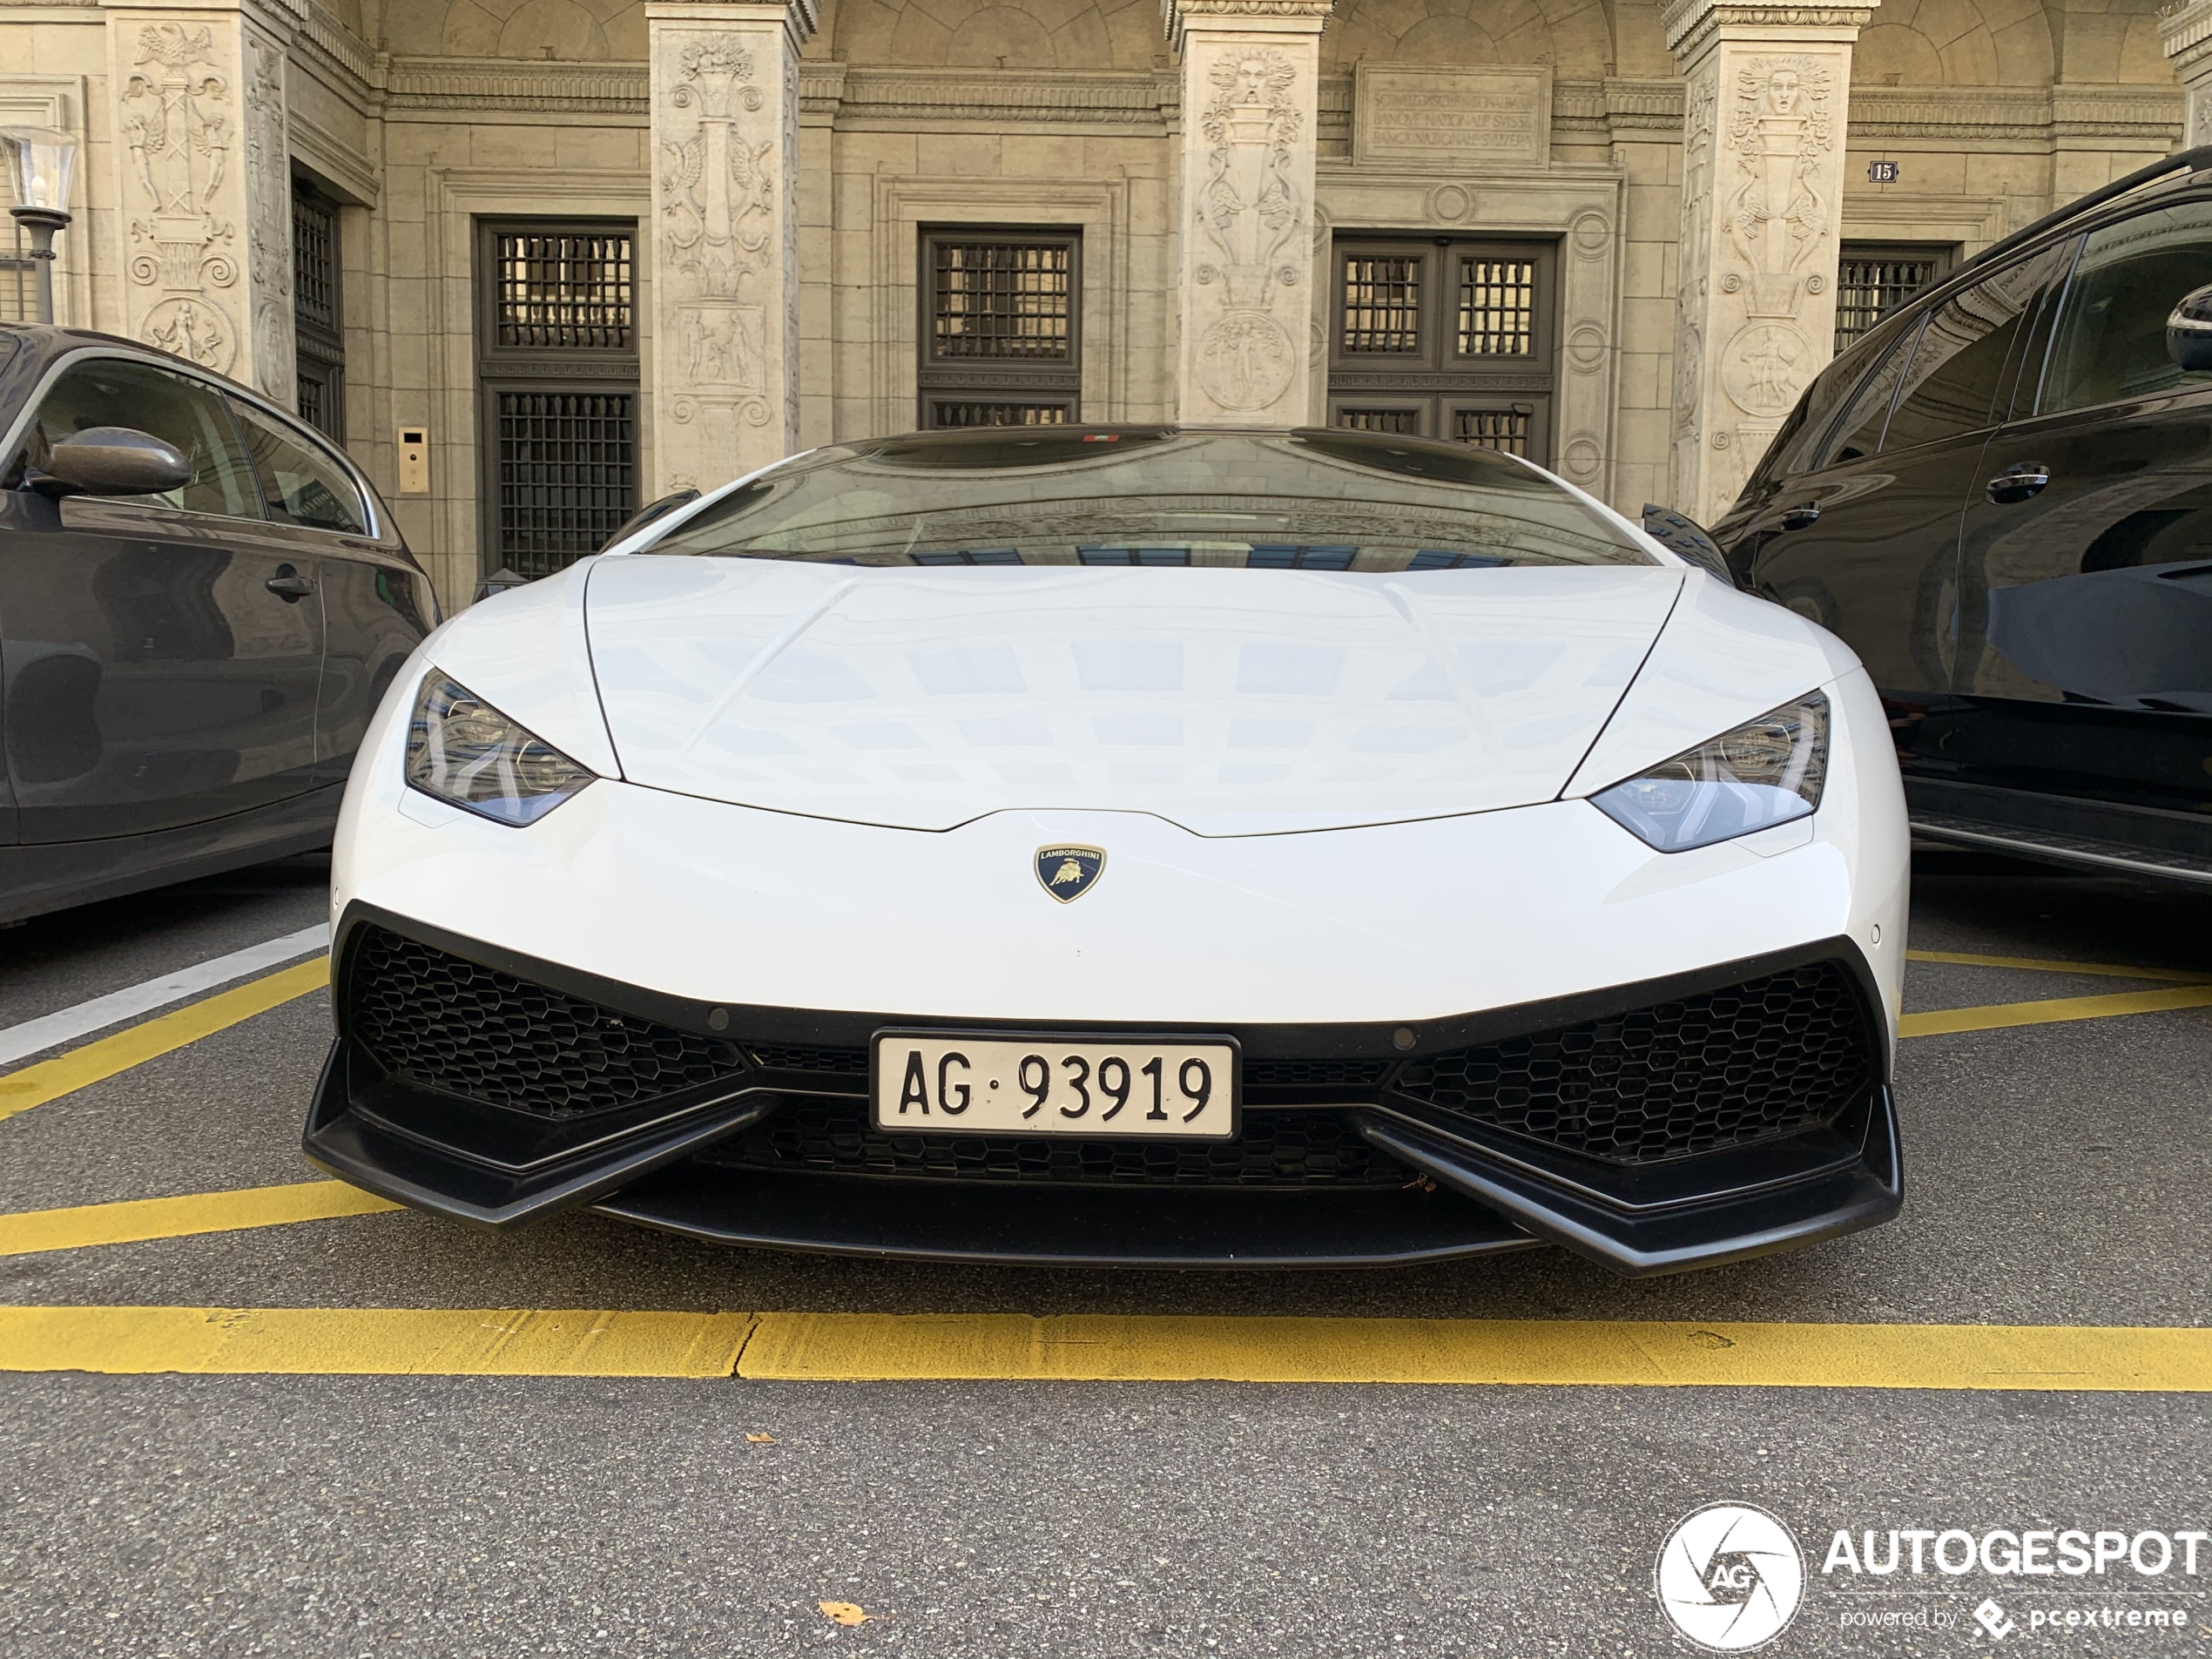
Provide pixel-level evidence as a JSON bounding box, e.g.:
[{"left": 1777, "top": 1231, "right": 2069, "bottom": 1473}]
[
  {"left": 414, "top": 563, "right": 619, "bottom": 779},
  {"left": 1564, "top": 570, "right": 1867, "bottom": 797},
  {"left": 583, "top": 559, "right": 1686, "bottom": 835},
  {"left": 336, "top": 654, "right": 1908, "bottom": 1038}
]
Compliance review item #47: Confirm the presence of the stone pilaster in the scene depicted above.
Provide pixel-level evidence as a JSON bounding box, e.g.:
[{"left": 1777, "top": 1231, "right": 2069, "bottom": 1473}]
[
  {"left": 108, "top": 8, "right": 296, "bottom": 401},
  {"left": 2161, "top": 0, "right": 2212, "bottom": 149},
  {"left": 1664, "top": 0, "right": 1876, "bottom": 523},
  {"left": 646, "top": 0, "right": 815, "bottom": 494},
  {"left": 1165, "top": 0, "right": 1332, "bottom": 428}
]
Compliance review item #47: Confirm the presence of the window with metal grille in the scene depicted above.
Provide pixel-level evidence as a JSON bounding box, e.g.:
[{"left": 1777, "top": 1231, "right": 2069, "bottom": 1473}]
[
  {"left": 919, "top": 229, "right": 1082, "bottom": 428},
  {"left": 1835, "top": 242, "right": 1952, "bottom": 350},
  {"left": 1340, "top": 257, "right": 1423, "bottom": 353},
  {"left": 1327, "top": 237, "right": 1556, "bottom": 464},
  {"left": 1453, "top": 406, "right": 1534, "bottom": 455},
  {"left": 1458, "top": 259, "right": 1535, "bottom": 355},
  {"left": 293, "top": 182, "right": 345, "bottom": 441},
  {"left": 476, "top": 218, "right": 640, "bottom": 582},
  {"left": 1336, "top": 408, "right": 1422, "bottom": 435},
  {"left": 495, "top": 392, "right": 637, "bottom": 576},
  {"left": 928, "top": 401, "right": 1071, "bottom": 428},
  {"left": 495, "top": 230, "right": 633, "bottom": 349}
]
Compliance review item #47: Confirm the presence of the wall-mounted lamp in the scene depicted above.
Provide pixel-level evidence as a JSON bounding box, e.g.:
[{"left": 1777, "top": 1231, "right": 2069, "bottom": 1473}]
[{"left": 2, "top": 126, "right": 78, "bottom": 324}]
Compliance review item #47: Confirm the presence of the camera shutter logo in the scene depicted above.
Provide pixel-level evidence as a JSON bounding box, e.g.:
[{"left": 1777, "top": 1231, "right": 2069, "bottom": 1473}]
[{"left": 1656, "top": 1503, "right": 1805, "bottom": 1651}]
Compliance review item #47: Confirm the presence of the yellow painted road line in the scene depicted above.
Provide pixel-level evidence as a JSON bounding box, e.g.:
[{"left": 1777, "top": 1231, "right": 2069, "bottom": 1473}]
[
  {"left": 0, "top": 1309, "right": 2202, "bottom": 1389},
  {"left": 0, "top": 956, "right": 328, "bottom": 1123},
  {"left": 1906, "top": 948, "right": 2212, "bottom": 983},
  {"left": 1899, "top": 983, "right": 2212, "bottom": 1039},
  {"left": 738, "top": 1313, "right": 2212, "bottom": 1392},
  {"left": 0, "top": 1306, "right": 753, "bottom": 1378},
  {"left": 0, "top": 1181, "right": 400, "bottom": 1259}
]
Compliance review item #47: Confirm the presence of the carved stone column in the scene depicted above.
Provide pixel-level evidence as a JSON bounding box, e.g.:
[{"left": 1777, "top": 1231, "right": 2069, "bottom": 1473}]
[
  {"left": 2161, "top": 0, "right": 2212, "bottom": 149},
  {"left": 646, "top": 0, "right": 815, "bottom": 494},
  {"left": 1664, "top": 0, "right": 1876, "bottom": 523},
  {"left": 1164, "top": 0, "right": 1332, "bottom": 428},
  {"left": 108, "top": 10, "right": 297, "bottom": 402}
]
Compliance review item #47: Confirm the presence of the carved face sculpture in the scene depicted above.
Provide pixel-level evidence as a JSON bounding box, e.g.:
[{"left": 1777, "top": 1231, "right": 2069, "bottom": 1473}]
[
  {"left": 1233, "top": 55, "right": 1272, "bottom": 105},
  {"left": 1766, "top": 70, "right": 1802, "bottom": 116}
]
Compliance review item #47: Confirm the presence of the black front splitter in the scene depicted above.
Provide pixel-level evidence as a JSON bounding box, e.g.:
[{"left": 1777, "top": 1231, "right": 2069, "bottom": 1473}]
[{"left": 590, "top": 1163, "right": 1542, "bottom": 1271}]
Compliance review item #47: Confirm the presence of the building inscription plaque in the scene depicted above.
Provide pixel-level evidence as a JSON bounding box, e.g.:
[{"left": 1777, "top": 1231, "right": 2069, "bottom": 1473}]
[{"left": 1352, "top": 66, "right": 1552, "bottom": 169}]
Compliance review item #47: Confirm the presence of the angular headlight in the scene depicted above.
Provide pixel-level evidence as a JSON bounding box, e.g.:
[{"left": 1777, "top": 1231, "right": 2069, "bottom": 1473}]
[
  {"left": 404, "top": 670, "right": 594, "bottom": 826},
  {"left": 1591, "top": 691, "right": 1829, "bottom": 853}
]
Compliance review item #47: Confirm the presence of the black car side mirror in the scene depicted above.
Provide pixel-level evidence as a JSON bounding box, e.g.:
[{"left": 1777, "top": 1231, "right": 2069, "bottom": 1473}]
[
  {"left": 1641, "top": 502, "right": 1736, "bottom": 584},
  {"left": 34, "top": 426, "right": 193, "bottom": 498},
  {"left": 2167, "top": 284, "right": 2212, "bottom": 373}
]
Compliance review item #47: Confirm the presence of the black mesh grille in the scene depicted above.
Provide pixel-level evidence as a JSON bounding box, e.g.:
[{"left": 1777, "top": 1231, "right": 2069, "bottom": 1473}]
[
  {"left": 1246, "top": 1057, "right": 1393, "bottom": 1089},
  {"left": 747, "top": 1042, "right": 868, "bottom": 1075},
  {"left": 1392, "top": 962, "right": 1874, "bottom": 1163},
  {"left": 346, "top": 927, "right": 748, "bottom": 1119},
  {"left": 710, "top": 1100, "right": 1413, "bottom": 1188}
]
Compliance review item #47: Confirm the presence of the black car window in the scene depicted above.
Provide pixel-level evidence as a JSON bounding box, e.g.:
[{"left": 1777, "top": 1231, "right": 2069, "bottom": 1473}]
[
  {"left": 23, "top": 357, "right": 260, "bottom": 517},
  {"left": 1881, "top": 243, "right": 2072, "bottom": 452},
  {"left": 227, "top": 396, "right": 369, "bottom": 533},
  {"left": 2041, "top": 197, "right": 2212, "bottom": 414},
  {"left": 1821, "top": 316, "right": 1924, "bottom": 466},
  {"left": 1764, "top": 308, "right": 1919, "bottom": 478},
  {"left": 643, "top": 429, "right": 1656, "bottom": 569}
]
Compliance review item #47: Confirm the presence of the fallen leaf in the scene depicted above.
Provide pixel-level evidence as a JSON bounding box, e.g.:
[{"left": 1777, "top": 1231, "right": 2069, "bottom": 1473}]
[
  {"left": 819, "top": 1601, "right": 875, "bottom": 1626},
  {"left": 745, "top": 1432, "right": 778, "bottom": 1444}
]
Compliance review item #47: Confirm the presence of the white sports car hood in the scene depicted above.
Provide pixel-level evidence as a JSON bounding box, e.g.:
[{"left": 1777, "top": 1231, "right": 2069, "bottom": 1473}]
[{"left": 583, "top": 556, "right": 1685, "bottom": 835}]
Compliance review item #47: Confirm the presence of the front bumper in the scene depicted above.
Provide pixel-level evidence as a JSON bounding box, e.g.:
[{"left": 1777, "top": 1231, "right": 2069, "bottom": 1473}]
[{"left": 304, "top": 906, "right": 1903, "bottom": 1276}]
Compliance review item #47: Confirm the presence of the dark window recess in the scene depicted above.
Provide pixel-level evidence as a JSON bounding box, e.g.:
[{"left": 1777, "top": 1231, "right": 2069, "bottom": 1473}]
[
  {"left": 475, "top": 218, "right": 640, "bottom": 580},
  {"left": 1834, "top": 243, "right": 1951, "bottom": 351},
  {"left": 928, "top": 401, "right": 1071, "bottom": 428},
  {"left": 1328, "top": 237, "right": 1556, "bottom": 465},
  {"left": 1392, "top": 961, "right": 1876, "bottom": 1164},
  {"left": 495, "top": 229, "right": 635, "bottom": 348},
  {"left": 918, "top": 230, "right": 1081, "bottom": 428},
  {"left": 495, "top": 391, "right": 637, "bottom": 572},
  {"left": 293, "top": 182, "right": 345, "bottom": 441}
]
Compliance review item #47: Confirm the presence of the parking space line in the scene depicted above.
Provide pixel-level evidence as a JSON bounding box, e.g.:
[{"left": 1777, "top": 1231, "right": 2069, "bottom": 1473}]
[
  {"left": 0, "top": 958, "right": 328, "bottom": 1123},
  {"left": 0, "top": 1309, "right": 2204, "bottom": 1388},
  {"left": 0, "top": 1181, "right": 399, "bottom": 1259},
  {"left": 0, "top": 1306, "right": 752, "bottom": 1378},
  {"left": 0, "top": 924, "right": 331, "bottom": 1068},
  {"left": 736, "top": 1313, "right": 2212, "bottom": 1391},
  {"left": 1905, "top": 948, "right": 2212, "bottom": 983},
  {"left": 1898, "top": 983, "right": 2212, "bottom": 1039}
]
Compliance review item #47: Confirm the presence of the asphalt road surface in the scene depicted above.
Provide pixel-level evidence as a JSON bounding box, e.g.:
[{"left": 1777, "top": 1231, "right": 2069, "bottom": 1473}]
[{"left": 0, "top": 848, "right": 2207, "bottom": 1657}]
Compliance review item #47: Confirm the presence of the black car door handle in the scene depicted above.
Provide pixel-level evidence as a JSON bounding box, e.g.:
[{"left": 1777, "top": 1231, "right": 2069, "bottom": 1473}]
[
  {"left": 1986, "top": 464, "right": 2051, "bottom": 504},
  {"left": 1779, "top": 504, "right": 1821, "bottom": 531},
  {"left": 265, "top": 572, "right": 316, "bottom": 602}
]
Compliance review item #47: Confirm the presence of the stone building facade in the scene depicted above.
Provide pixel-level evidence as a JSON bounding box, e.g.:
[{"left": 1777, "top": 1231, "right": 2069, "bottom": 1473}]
[{"left": 0, "top": 0, "right": 2200, "bottom": 611}]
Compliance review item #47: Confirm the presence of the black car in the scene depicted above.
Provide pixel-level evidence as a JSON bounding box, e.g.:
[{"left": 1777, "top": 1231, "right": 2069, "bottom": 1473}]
[
  {"left": 0, "top": 327, "right": 435, "bottom": 922},
  {"left": 1714, "top": 145, "right": 2212, "bottom": 886}
]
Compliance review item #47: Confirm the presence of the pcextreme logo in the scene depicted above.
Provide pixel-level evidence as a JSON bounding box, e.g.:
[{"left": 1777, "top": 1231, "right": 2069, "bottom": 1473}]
[{"left": 1656, "top": 1503, "right": 1807, "bottom": 1652}]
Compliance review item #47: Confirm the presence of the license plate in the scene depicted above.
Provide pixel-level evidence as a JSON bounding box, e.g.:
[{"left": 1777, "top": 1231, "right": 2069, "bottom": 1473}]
[{"left": 871, "top": 1031, "right": 1240, "bottom": 1139}]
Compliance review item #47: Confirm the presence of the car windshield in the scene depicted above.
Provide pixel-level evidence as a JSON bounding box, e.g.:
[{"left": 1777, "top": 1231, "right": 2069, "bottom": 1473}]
[{"left": 637, "top": 428, "right": 1656, "bottom": 570}]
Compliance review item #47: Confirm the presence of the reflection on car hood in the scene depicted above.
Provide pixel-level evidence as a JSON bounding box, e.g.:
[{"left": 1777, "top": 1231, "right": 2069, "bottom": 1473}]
[{"left": 583, "top": 557, "right": 1684, "bottom": 834}]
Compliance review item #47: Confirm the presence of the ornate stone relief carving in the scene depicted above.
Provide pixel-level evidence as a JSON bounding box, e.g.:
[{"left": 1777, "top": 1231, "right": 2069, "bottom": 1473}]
[
  {"left": 660, "top": 37, "right": 775, "bottom": 450},
  {"left": 244, "top": 31, "right": 296, "bottom": 404},
  {"left": 1190, "top": 45, "right": 1304, "bottom": 413},
  {"left": 122, "top": 23, "right": 239, "bottom": 371},
  {"left": 649, "top": 6, "right": 810, "bottom": 494},
  {"left": 1667, "top": 0, "right": 1869, "bottom": 521}
]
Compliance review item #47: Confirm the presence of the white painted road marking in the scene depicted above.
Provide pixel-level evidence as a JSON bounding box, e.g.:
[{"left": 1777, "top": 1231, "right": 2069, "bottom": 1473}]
[{"left": 0, "top": 923, "right": 331, "bottom": 1068}]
